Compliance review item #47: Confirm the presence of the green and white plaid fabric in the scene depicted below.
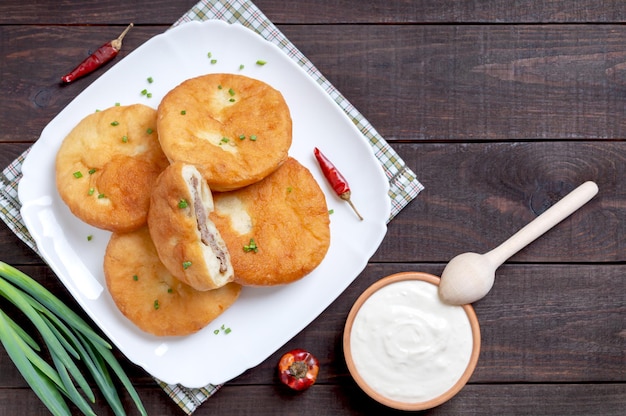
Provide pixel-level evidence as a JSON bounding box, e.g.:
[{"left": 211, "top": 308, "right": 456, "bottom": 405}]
[{"left": 0, "top": 0, "right": 423, "bottom": 413}]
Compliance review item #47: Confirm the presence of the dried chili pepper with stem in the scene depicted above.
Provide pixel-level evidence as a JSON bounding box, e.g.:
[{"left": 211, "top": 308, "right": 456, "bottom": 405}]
[
  {"left": 313, "top": 147, "right": 363, "bottom": 220},
  {"left": 278, "top": 348, "right": 319, "bottom": 391},
  {"left": 61, "top": 23, "right": 134, "bottom": 84}
]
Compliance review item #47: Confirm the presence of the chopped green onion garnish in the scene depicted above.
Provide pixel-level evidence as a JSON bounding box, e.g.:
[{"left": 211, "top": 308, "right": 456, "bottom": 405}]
[
  {"left": 180, "top": 110, "right": 186, "bottom": 115},
  {"left": 140, "top": 89, "right": 147, "bottom": 96},
  {"left": 207, "top": 52, "right": 212, "bottom": 58},
  {"left": 229, "top": 98, "right": 235, "bottom": 102},
  {"left": 210, "top": 59, "right": 217, "bottom": 64},
  {"left": 287, "top": 186, "right": 293, "bottom": 193},
  {"left": 228, "top": 88, "right": 235, "bottom": 96},
  {"left": 239, "top": 64, "right": 245, "bottom": 70},
  {"left": 213, "top": 329, "right": 219, "bottom": 335},
  {"left": 182, "top": 261, "right": 192, "bottom": 270},
  {"left": 224, "top": 327, "right": 232, "bottom": 334},
  {"left": 146, "top": 128, "right": 153, "bottom": 134},
  {"left": 122, "top": 136, "right": 128, "bottom": 143},
  {"left": 243, "top": 238, "right": 258, "bottom": 253},
  {"left": 178, "top": 199, "right": 189, "bottom": 209},
  {"left": 110, "top": 121, "right": 119, "bottom": 126},
  {"left": 239, "top": 134, "right": 246, "bottom": 140},
  {"left": 153, "top": 300, "right": 159, "bottom": 310},
  {"left": 97, "top": 193, "right": 106, "bottom": 199},
  {"left": 115, "top": 102, "right": 120, "bottom": 106},
  {"left": 250, "top": 135, "right": 257, "bottom": 141},
  {"left": 133, "top": 275, "right": 138, "bottom": 281},
  {"left": 73, "top": 171, "right": 83, "bottom": 178},
  {"left": 217, "top": 85, "right": 223, "bottom": 89},
  {"left": 167, "top": 288, "right": 173, "bottom": 294},
  {"left": 328, "top": 209, "right": 334, "bottom": 215},
  {"left": 146, "top": 93, "right": 152, "bottom": 98},
  {"left": 88, "top": 188, "right": 95, "bottom": 196},
  {"left": 88, "top": 168, "right": 96, "bottom": 175},
  {"left": 256, "top": 59, "right": 267, "bottom": 66},
  {"left": 147, "top": 77, "right": 154, "bottom": 83},
  {"left": 221, "top": 137, "right": 229, "bottom": 144},
  {"left": 87, "top": 235, "right": 93, "bottom": 241}
]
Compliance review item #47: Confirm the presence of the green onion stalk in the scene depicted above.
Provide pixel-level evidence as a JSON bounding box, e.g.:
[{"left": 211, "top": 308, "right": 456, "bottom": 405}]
[{"left": 0, "top": 261, "right": 146, "bottom": 416}]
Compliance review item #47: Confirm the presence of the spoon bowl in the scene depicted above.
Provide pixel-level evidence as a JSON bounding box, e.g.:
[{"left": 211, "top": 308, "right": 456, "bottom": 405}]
[
  {"left": 439, "top": 252, "right": 495, "bottom": 304},
  {"left": 438, "top": 181, "right": 599, "bottom": 305}
]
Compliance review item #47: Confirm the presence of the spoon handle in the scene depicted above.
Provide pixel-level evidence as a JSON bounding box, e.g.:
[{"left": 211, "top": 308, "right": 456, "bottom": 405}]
[{"left": 484, "top": 181, "right": 599, "bottom": 267}]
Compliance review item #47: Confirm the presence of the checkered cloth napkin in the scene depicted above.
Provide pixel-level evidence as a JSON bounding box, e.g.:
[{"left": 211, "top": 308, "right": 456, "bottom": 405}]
[{"left": 0, "top": 0, "right": 423, "bottom": 413}]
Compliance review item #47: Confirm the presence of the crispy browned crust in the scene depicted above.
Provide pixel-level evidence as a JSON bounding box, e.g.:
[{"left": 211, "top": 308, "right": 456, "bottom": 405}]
[
  {"left": 210, "top": 158, "right": 331, "bottom": 286},
  {"left": 156, "top": 73, "right": 292, "bottom": 191},
  {"left": 148, "top": 162, "right": 234, "bottom": 290},
  {"left": 55, "top": 104, "right": 169, "bottom": 232},
  {"left": 104, "top": 226, "right": 241, "bottom": 336}
]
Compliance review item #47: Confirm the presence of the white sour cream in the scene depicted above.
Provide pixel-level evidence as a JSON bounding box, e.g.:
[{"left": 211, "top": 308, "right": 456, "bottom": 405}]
[{"left": 349, "top": 279, "right": 474, "bottom": 404}]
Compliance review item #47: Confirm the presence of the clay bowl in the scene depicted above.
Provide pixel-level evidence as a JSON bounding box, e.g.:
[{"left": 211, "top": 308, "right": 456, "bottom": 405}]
[{"left": 343, "top": 271, "right": 481, "bottom": 411}]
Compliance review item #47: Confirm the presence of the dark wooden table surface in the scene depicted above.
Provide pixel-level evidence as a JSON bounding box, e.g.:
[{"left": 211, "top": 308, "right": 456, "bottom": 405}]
[{"left": 1, "top": 1, "right": 624, "bottom": 415}]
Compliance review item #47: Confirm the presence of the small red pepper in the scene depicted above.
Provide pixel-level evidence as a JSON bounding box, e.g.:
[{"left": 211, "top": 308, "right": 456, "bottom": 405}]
[
  {"left": 278, "top": 348, "right": 319, "bottom": 391},
  {"left": 313, "top": 147, "right": 363, "bottom": 220},
  {"left": 61, "top": 23, "right": 133, "bottom": 84}
]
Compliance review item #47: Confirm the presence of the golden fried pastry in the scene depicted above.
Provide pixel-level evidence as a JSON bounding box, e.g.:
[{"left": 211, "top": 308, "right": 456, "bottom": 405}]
[
  {"left": 148, "top": 162, "right": 234, "bottom": 291},
  {"left": 104, "top": 226, "right": 241, "bottom": 336},
  {"left": 210, "top": 157, "right": 330, "bottom": 286},
  {"left": 156, "top": 73, "right": 292, "bottom": 191},
  {"left": 55, "top": 104, "right": 169, "bottom": 233}
]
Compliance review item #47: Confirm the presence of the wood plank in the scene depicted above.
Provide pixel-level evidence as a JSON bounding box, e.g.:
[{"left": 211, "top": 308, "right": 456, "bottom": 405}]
[
  {"left": 1, "top": 263, "right": 622, "bottom": 386},
  {"left": 0, "top": 0, "right": 198, "bottom": 24},
  {"left": 199, "top": 384, "right": 626, "bottom": 415},
  {"left": 2, "top": 141, "right": 623, "bottom": 263},
  {"left": 255, "top": 0, "right": 626, "bottom": 24},
  {"left": 281, "top": 24, "right": 626, "bottom": 142},
  {"left": 2, "top": 25, "right": 626, "bottom": 143},
  {"left": 1, "top": 383, "right": 624, "bottom": 416},
  {"left": 0, "top": 0, "right": 625, "bottom": 24},
  {"left": 0, "top": 26, "right": 165, "bottom": 143},
  {"left": 377, "top": 142, "right": 625, "bottom": 262}
]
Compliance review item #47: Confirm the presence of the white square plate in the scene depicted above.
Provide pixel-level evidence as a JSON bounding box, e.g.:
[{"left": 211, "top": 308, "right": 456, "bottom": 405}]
[{"left": 18, "top": 20, "right": 390, "bottom": 387}]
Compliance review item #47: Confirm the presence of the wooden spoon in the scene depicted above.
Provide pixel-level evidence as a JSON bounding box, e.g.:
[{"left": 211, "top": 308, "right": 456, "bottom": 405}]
[{"left": 438, "top": 181, "right": 599, "bottom": 305}]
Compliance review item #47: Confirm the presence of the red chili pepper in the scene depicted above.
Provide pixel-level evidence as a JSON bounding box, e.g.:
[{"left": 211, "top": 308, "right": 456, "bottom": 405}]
[
  {"left": 313, "top": 147, "right": 363, "bottom": 220},
  {"left": 278, "top": 348, "right": 319, "bottom": 391},
  {"left": 61, "top": 23, "right": 133, "bottom": 84}
]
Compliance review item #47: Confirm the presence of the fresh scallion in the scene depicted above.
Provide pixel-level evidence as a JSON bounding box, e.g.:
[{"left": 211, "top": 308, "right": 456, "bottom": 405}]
[{"left": 0, "top": 261, "right": 146, "bottom": 416}]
